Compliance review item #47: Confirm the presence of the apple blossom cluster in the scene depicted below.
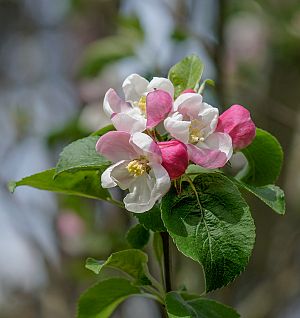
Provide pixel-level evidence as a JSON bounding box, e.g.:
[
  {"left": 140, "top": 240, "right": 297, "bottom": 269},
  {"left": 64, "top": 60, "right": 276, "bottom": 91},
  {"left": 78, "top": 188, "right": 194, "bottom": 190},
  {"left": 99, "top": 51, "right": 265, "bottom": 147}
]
[{"left": 96, "top": 74, "right": 256, "bottom": 213}]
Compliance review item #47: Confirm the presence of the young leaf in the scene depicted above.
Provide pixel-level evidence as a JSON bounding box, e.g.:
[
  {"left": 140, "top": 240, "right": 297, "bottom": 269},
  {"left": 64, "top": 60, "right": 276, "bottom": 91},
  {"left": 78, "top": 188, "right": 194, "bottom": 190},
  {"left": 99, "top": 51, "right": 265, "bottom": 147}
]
[
  {"left": 9, "top": 169, "right": 111, "bottom": 201},
  {"left": 161, "top": 173, "right": 255, "bottom": 292},
  {"left": 56, "top": 136, "right": 110, "bottom": 176},
  {"left": 134, "top": 204, "right": 166, "bottom": 232},
  {"left": 126, "top": 224, "right": 150, "bottom": 249},
  {"left": 236, "top": 181, "right": 285, "bottom": 215},
  {"left": 85, "top": 249, "right": 152, "bottom": 285},
  {"left": 238, "top": 128, "right": 283, "bottom": 186},
  {"left": 168, "top": 55, "right": 204, "bottom": 98},
  {"left": 90, "top": 124, "right": 115, "bottom": 136},
  {"left": 165, "top": 292, "right": 240, "bottom": 318},
  {"left": 77, "top": 278, "right": 140, "bottom": 318}
]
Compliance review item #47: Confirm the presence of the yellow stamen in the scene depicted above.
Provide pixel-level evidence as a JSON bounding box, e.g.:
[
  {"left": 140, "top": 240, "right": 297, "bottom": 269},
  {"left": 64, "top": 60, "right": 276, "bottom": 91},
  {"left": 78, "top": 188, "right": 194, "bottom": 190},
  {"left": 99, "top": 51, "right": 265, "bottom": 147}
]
[
  {"left": 138, "top": 96, "right": 147, "bottom": 114},
  {"left": 189, "top": 119, "right": 205, "bottom": 144},
  {"left": 127, "top": 158, "right": 149, "bottom": 177}
]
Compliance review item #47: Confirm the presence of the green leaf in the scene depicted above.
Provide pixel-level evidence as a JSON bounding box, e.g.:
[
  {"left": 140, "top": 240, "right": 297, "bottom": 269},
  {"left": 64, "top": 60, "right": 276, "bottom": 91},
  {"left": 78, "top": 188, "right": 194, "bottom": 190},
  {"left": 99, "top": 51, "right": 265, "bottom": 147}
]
[
  {"left": 56, "top": 136, "right": 110, "bottom": 176},
  {"left": 198, "top": 79, "right": 215, "bottom": 94},
  {"left": 134, "top": 204, "right": 166, "bottom": 232},
  {"left": 161, "top": 173, "right": 255, "bottom": 292},
  {"left": 165, "top": 292, "right": 240, "bottom": 318},
  {"left": 126, "top": 224, "right": 150, "bottom": 249},
  {"left": 236, "top": 181, "right": 285, "bottom": 215},
  {"left": 238, "top": 128, "right": 283, "bottom": 186},
  {"left": 77, "top": 278, "right": 140, "bottom": 318},
  {"left": 168, "top": 55, "right": 204, "bottom": 98},
  {"left": 90, "top": 124, "right": 115, "bottom": 136},
  {"left": 85, "top": 249, "right": 152, "bottom": 285},
  {"left": 9, "top": 169, "right": 110, "bottom": 201}
]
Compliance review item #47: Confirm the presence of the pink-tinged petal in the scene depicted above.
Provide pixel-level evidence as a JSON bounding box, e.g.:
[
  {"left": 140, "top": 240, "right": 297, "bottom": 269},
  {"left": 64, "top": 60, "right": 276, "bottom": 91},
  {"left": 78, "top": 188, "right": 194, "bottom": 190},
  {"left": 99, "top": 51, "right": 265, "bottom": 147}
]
[
  {"left": 216, "top": 104, "right": 256, "bottom": 149},
  {"left": 164, "top": 113, "right": 190, "bottom": 144},
  {"left": 122, "top": 74, "right": 149, "bottom": 103},
  {"left": 174, "top": 93, "right": 203, "bottom": 118},
  {"left": 124, "top": 163, "right": 170, "bottom": 213},
  {"left": 110, "top": 160, "right": 135, "bottom": 190},
  {"left": 146, "top": 90, "right": 173, "bottom": 129},
  {"left": 180, "top": 89, "right": 196, "bottom": 94},
  {"left": 158, "top": 140, "right": 188, "bottom": 179},
  {"left": 130, "top": 132, "right": 162, "bottom": 163},
  {"left": 96, "top": 131, "right": 137, "bottom": 163},
  {"left": 103, "top": 88, "right": 131, "bottom": 117},
  {"left": 188, "top": 132, "right": 233, "bottom": 168},
  {"left": 147, "top": 77, "right": 174, "bottom": 98},
  {"left": 111, "top": 108, "right": 147, "bottom": 133}
]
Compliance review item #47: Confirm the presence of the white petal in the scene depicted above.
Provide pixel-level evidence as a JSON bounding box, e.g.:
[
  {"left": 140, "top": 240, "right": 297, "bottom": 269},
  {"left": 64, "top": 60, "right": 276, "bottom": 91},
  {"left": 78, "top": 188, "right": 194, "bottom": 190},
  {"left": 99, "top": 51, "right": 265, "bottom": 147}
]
[
  {"left": 147, "top": 77, "right": 174, "bottom": 98},
  {"left": 198, "top": 132, "right": 233, "bottom": 160},
  {"left": 124, "top": 163, "right": 170, "bottom": 213},
  {"left": 110, "top": 160, "right": 135, "bottom": 190},
  {"left": 174, "top": 93, "right": 203, "bottom": 117},
  {"left": 164, "top": 112, "right": 190, "bottom": 144},
  {"left": 197, "top": 102, "right": 219, "bottom": 138},
  {"left": 130, "top": 132, "right": 162, "bottom": 163},
  {"left": 101, "top": 161, "right": 124, "bottom": 188},
  {"left": 122, "top": 74, "right": 149, "bottom": 103},
  {"left": 111, "top": 108, "right": 147, "bottom": 134}
]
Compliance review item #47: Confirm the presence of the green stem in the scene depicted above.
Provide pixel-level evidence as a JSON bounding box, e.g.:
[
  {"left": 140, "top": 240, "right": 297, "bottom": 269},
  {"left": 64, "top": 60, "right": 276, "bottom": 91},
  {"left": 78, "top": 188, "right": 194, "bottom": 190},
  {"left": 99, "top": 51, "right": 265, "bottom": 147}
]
[
  {"left": 161, "top": 232, "right": 172, "bottom": 292},
  {"left": 106, "top": 197, "right": 125, "bottom": 209}
]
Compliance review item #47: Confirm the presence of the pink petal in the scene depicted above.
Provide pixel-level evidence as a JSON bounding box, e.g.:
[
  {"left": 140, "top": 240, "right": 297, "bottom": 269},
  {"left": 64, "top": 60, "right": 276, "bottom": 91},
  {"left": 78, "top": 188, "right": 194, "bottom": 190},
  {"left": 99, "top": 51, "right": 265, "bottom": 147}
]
[
  {"left": 111, "top": 109, "right": 146, "bottom": 134},
  {"left": 96, "top": 131, "right": 137, "bottom": 163},
  {"left": 174, "top": 93, "right": 203, "bottom": 118},
  {"left": 103, "top": 88, "right": 131, "bottom": 117},
  {"left": 180, "top": 89, "right": 196, "bottom": 94},
  {"left": 146, "top": 90, "right": 173, "bottom": 129},
  {"left": 187, "top": 144, "right": 228, "bottom": 169},
  {"left": 158, "top": 140, "right": 188, "bottom": 179},
  {"left": 216, "top": 104, "right": 256, "bottom": 150}
]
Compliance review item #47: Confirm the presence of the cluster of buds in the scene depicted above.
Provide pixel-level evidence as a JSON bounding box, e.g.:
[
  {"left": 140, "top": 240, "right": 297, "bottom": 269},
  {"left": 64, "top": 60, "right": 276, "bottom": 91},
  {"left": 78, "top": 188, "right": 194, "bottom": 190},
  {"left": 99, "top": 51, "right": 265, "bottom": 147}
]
[{"left": 96, "top": 74, "right": 255, "bottom": 212}]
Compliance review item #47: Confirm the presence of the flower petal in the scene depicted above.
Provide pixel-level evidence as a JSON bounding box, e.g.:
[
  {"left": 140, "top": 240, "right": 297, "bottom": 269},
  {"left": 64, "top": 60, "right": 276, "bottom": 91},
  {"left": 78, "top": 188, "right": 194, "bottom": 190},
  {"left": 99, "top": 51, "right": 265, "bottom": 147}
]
[
  {"left": 101, "top": 161, "right": 128, "bottom": 188},
  {"left": 196, "top": 102, "right": 219, "bottom": 139},
  {"left": 174, "top": 93, "right": 203, "bottom": 117},
  {"left": 146, "top": 90, "right": 173, "bottom": 129},
  {"left": 147, "top": 77, "right": 174, "bottom": 98},
  {"left": 188, "top": 132, "right": 233, "bottom": 168},
  {"left": 130, "top": 132, "right": 162, "bottom": 163},
  {"left": 110, "top": 160, "right": 135, "bottom": 190},
  {"left": 96, "top": 131, "right": 137, "bottom": 162},
  {"left": 164, "top": 112, "right": 191, "bottom": 144},
  {"left": 124, "top": 163, "right": 170, "bottom": 213},
  {"left": 216, "top": 104, "right": 256, "bottom": 149},
  {"left": 111, "top": 108, "right": 147, "bottom": 133},
  {"left": 103, "top": 88, "right": 131, "bottom": 117},
  {"left": 122, "top": 74, "right": 149, "bottom": 103}
]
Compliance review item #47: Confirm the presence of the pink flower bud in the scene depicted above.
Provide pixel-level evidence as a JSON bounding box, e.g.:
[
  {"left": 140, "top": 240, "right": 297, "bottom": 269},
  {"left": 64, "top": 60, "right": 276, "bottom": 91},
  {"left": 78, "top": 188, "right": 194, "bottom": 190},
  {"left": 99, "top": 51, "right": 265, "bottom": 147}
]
[
  {"left": 216, "top": 104, "right": 256, "bottom": 150},
  {"left": 181, "top": 89, "right": 196, "bottom": 94},
  {"left": 158, "top": 140, "right": 188, "bottom": 179}
]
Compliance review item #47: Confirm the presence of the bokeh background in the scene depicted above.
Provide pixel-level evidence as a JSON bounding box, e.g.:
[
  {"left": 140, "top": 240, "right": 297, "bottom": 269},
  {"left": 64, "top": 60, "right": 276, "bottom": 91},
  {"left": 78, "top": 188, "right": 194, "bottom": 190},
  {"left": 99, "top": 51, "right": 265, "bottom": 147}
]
[{"left": 0, "top": 0, "right": 299, "bottom": 317}]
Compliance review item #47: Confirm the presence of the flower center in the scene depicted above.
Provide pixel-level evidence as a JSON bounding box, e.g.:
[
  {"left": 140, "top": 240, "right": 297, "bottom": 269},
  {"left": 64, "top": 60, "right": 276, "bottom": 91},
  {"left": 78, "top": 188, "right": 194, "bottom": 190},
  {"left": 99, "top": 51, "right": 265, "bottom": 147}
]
[
  {"left": 137, "top": 96, "right": 147, "bottom": 114},
  {"left": 189, "top": 119, "right": 205, "bottom": 144},
  {"left": 126, "top": 157, "right": 149, "bottom": 177}
]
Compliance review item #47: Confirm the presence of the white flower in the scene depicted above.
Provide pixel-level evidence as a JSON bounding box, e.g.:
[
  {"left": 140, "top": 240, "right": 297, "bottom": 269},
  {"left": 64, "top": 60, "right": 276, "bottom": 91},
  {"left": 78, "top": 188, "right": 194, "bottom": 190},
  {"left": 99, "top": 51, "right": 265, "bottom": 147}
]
[
  {"left": 103, "top": 74, "right": 174, "bottom": 133},
  {"left": 96, "top": 131, "right": 170, "bottom": 213},
  {"left": 164, "top": 93, "right": 233, "bottom": 168}
]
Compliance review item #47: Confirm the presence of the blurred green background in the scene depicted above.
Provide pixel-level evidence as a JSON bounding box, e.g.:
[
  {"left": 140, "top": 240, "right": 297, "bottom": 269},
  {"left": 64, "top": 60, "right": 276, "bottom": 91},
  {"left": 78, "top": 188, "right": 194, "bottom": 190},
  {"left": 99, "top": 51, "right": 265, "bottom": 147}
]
[{"left": 0, "top": 0, "right": 299, "bottom": 317}]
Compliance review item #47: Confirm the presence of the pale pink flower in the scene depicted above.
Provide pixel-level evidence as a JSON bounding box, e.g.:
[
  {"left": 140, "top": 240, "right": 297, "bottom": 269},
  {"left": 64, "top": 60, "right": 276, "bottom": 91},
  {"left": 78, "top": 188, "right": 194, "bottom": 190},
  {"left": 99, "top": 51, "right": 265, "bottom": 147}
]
[
  {"left": 103, "top": 74, "right": 174, "bottom": 134},
  {"left": 158, "top": 140, "right": 188, "bottom": 180},
  {"left": 96, "top": 131, "right": 170, "bottom": 213},
  {"left": 164, "top": 93, "right": 233, "bottom": 169},
  {"left": 216, "top": 104, "right": 256, "bottom": 150}
]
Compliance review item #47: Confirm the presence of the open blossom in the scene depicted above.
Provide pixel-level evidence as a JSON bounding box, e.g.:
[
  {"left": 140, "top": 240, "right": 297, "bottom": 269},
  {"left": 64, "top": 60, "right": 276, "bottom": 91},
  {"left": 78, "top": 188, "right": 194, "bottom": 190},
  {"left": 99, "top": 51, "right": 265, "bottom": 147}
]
[
  {"left": 216, "top": 104, "right": 256, "bottom": 150},
  {"left": 158, "top": 140, "right": 188, "bottom": 180},
  {"left": 96, "top": 131, "right": 171, "bottom": 213},
  {"left": 164, "top": 93, "right": 233, "bottom": 169},
  {"left": 103, "top": 74, "right": 174, "bottom": 134}
]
